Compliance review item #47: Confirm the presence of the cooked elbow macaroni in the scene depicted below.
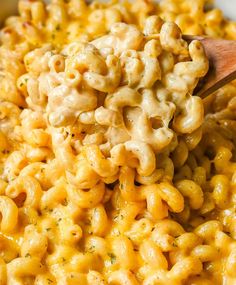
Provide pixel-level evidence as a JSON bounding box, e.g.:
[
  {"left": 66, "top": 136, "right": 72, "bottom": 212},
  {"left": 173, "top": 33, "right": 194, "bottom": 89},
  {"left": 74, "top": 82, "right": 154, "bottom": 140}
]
[{"left": 0, "top": 0, "right": 236, "bottom": 284}]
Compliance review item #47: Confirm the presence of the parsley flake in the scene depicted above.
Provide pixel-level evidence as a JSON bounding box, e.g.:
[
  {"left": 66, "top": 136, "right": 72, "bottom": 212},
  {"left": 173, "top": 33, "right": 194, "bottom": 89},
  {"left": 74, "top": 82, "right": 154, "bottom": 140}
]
[{"left": 108, "top": 253, "right": 116, "bottom": 264}]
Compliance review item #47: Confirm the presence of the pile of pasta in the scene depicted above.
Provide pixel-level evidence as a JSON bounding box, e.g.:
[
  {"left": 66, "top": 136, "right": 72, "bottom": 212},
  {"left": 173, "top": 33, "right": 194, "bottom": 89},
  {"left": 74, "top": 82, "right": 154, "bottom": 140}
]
[{"left": 0, "top": 0, "right": 236, "bottom": 284}]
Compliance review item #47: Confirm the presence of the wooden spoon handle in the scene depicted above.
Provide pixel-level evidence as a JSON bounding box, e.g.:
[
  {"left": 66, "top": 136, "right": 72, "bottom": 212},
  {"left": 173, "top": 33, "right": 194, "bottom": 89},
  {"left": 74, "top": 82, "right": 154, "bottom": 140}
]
[{"left": 184, "top": 36, "right": 236, "bottom": 98}]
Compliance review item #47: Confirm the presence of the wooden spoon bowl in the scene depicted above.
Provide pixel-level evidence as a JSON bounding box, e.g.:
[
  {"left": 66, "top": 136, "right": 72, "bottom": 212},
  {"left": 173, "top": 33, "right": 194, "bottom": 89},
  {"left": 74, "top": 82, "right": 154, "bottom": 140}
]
[{"left": 184, "top": 36, "right": 236, "bottom": 98}]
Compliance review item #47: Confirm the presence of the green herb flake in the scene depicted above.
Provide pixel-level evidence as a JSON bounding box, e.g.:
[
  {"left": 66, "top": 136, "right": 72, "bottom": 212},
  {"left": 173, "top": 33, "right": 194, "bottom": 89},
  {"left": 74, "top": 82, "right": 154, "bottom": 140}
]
[
  {"left": 88, "top": 245, "right": 95, "bottom": 253},
  {"left": 108, "top": 253, "right": 116, "bottom": 264},
  {"left": 25, "top": 253, "right": 31, "bottom": 258}
]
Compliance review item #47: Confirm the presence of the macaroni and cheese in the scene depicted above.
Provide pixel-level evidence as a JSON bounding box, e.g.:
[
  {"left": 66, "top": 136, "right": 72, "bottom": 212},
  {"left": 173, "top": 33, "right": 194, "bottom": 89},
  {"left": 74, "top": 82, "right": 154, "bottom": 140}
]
[{"left": 0, "top": 0, "right": 236, "bottom": 284}]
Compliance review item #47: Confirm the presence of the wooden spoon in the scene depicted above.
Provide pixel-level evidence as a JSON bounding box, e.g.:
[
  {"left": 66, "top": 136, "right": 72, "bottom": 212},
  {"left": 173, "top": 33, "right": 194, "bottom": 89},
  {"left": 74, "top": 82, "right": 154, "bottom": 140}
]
[{"left": 184, "top": 35, "right": 236, "bottom": 98}]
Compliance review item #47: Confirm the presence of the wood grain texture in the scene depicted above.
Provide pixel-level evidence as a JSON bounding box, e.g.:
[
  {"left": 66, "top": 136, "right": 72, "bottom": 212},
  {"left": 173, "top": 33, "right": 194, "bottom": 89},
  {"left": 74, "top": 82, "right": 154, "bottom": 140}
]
[{"left": 184, "top": 36, "right": 236, "bottom": 98}]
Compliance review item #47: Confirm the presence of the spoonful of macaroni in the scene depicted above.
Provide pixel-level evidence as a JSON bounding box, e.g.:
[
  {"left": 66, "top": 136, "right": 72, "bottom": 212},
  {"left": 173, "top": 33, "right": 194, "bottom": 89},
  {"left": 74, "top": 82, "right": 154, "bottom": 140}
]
[{"left": 184, "top": 35, "right": 236, "bottom": 98}]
